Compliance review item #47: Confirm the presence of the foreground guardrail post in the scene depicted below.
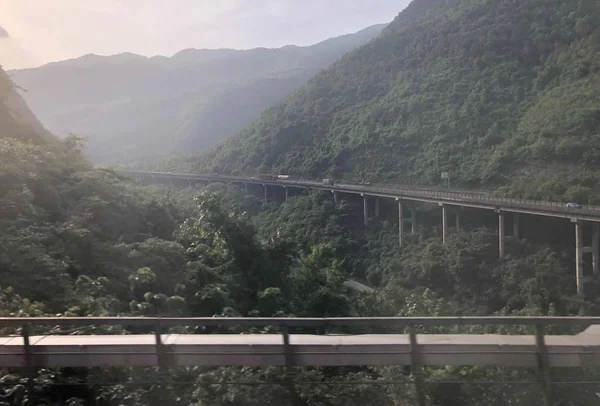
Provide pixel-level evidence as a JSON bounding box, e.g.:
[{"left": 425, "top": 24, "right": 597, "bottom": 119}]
[
  {"left": 155, "top": 322, "right": 166, "bottom": 368},
  {"left": 535, "top": 325, "right": 551, "bottom": 406},
  {"left": 22, "top": 325, "right": 35, "bottom": 406},
  {"left": 282, "top": 328, "right": 302, "bottom": 406},
  {"left": 409, "top": 329, "right": 425, "bottom": 406}
]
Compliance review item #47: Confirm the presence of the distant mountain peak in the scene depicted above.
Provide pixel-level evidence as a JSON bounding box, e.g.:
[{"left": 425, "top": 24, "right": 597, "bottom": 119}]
[
  {"left": 30, "top": 23, "right": 390, "bottom": 71},
  {"left": 41, "top": 52, "right": 148, "bottom": 69},
  {"left": 9, "top": 23, "right": 387, "bottom": 164}
]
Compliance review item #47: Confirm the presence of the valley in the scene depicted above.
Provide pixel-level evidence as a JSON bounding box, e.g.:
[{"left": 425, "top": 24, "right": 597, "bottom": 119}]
[{"left": 2, "top": 0, "right": 600, "bottom": 404}]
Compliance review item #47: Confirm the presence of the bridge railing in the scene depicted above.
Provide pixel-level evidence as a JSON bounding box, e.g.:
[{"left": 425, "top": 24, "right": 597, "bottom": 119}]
[
  {"left": 360, "top": 183, "right": 600, "bottom": 215},
  {"left": 3, "top": 316, "right": 598, "bottom": 405},
  {"left": 115, "top": 170, "right": 600, "bottom": 216},
  {"left": 3, "top": 315, "right": 600, "bottom": 327}
]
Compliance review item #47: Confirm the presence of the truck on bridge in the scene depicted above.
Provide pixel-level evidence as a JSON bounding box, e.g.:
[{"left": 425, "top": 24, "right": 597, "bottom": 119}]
[{"left": 258, "top": 174, "right": 291, "bottom": 180}]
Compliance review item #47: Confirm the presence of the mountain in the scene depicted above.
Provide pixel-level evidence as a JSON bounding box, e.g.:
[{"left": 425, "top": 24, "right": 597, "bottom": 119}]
[
  {"left": 9, "top": 24, "right": 386, "bottom": 164},
  {"left": 0, "top": 62, "right": 176, "bottom": 307},
  {"left": 192, "top": 0, "right": 600, "bottom": 203},
  {"left": 0, "top": 68, "right": 52, "bottom": 143}
]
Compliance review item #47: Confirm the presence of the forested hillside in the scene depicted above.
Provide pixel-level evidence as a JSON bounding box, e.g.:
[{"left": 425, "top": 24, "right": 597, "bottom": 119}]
[
  {"left": 9, "top": 24, "right": 385, "bottom": 164},
  {"left": 1, "top": 62, "right": 599, "bottom": 403},
  {"left": 4, "top": 0, "right": 600, "bottom": 403},
  {"left": 194, "top": 0, "right": 600, "bottom": 203}
]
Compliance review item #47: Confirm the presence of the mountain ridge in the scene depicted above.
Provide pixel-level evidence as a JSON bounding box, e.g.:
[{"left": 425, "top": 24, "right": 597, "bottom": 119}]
[
  {"left": 10, "top": 23, "right": 386, "bottom": 164},
  {"left": 0, "top": 68, "right": 52, "bottom": 143},
  {"left": 21, "top": 24, "right": 387, "bottom": 71}
]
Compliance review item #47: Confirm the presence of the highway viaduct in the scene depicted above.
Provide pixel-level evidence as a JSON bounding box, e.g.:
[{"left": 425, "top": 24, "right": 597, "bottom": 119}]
[{"left": 116, "top": 170, "right": 600, "bottom": 296}]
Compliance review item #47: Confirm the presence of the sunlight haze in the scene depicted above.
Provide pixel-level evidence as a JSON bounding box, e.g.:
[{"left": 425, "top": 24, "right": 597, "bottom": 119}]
[{"left": 0, "top": 0, "right": 408, "bottom": 69}]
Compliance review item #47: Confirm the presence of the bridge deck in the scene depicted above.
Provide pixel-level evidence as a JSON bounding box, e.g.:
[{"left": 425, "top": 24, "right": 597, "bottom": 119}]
[
  {"left": 3, "top": 328, "right": 600, "bottom": 368},
  {"left": 117, "top": 170, "right": 600, "bottom": 222}
]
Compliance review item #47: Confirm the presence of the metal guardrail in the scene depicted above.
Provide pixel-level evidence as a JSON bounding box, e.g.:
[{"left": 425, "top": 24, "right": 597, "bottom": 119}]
[
  {"left": 3, "top": 316, "right": 600, "bottom": 328},
  {"left": 116, "top": 170, "right": 600, "bottom": 219},
  {"left": 3, "top": 316, "right": 597, "bottom": 406},
  {"left": 357, "top": 184, "right": 600, "bottom": 215}
]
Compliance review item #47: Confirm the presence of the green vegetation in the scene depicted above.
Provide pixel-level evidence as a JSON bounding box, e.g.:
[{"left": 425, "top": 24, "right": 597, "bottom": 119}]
[
  {"left": 3, "top": 0, "right": 600, "bottom": 403},
  {"left": 188, "top": 0, "right": 600, "bottom": 203}
]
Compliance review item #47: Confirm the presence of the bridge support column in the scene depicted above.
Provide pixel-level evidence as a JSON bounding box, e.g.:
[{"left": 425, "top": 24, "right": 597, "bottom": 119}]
[
  {"left": 363, "top": 195, "right": 368, "bottom": 226},
  {"left": 411, "top": 208, "right": 416, "bottom": 234},
  {"left": 284, "top": 187, "right": 289, "bottom": 202},
  {"left": 499, "top": 212, "right": 505, "bottom": 259},
  {"left": 263, "top": 184, "right": 268, "bottom": 203},
  {"left": 593, "top": 223, "right": 599, "bottom": 275},
  {"left": 244, "top": 183, "right": 248, "bottom": 191},
  {"left": 455, "top": 210, "right": 461, "bottom": 231},
  {"left": 513, "top": 213, "right": 520, "bottom": 239},
  {"left": 375, "top": 198, "right": 380, "bottom": 217},
  {"left": 398, "top": 200, "right": 404, "bottom": 247},
  {"left": 575, "top": 221, "right": 584, "bottom": 296},
  {"left": 441, "top": 204, "right": 448, "bottom": 245},
  {"left": 333, "top": 191, "right": 339, "bottom": 207}
]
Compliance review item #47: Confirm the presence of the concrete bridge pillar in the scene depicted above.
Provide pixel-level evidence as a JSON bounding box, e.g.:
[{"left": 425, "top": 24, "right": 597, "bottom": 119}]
[
  {"left": 441, "top": 204, "right": 448, "bottom": 245},
  {"left": 333, "top": 191, "right": 339, "bottom": 207},
  {"left": 513, "top": 213, "right": 520, "bottom": 239},
  {"left": 284, "top": 186, "right": 289, "bottom": 202},
  {"left": 593, "top": 223, "right": 599, "bottom": 275},
  {"left": 263, "top": 184, "right": 268, "bottom": 203},
  {"left": 571, "top": 220, "right": 599, "bottom": 297},
  {"left": 362, "top": 195, "right": 368, "bottom": 226},
  {"left": 455, "top": 210, "right": 461, "bottom": 231},
  {"left": 244, "top": 183, "right": 248, "bottom": 191},
  {"left": 375, "top": 198, "right": 380, "bottom": 217},
  {"left": 575, "top": 220, "right": 583, "bottom": 296},
  {"left": 411, "top": 208, "right": 416, "bottom": 234},
  {"left": 398, "top": 199, "right": 404, "bottom": 246},
  {"left": 499, "top": 211, "right": 505, "bottom": 259}
]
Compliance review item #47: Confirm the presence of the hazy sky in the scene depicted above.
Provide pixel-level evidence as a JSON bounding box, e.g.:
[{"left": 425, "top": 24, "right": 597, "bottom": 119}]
[{"left": 0, "top": 0, "right": 410, "bottom": 70}]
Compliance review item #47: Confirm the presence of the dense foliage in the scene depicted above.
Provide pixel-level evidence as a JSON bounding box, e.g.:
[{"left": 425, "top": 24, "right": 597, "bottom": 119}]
[
  {"left": 3, "top": 0, "right": 600, "bottom": 403},
  {"left": 188, "top": 0, "right": 600, "bottom": 203}
]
